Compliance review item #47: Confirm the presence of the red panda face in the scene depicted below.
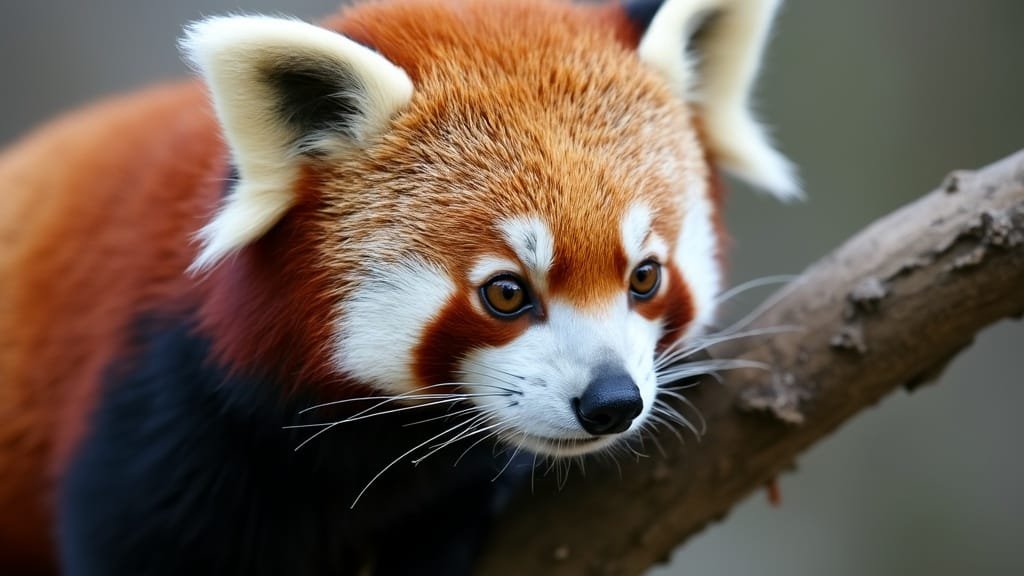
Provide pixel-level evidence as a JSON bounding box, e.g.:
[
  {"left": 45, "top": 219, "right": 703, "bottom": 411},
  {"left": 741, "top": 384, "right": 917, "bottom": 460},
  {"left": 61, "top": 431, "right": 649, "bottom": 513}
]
[
  {"left": 428, "top": 208, "right": 713, "bottom": 456},
  {"left": 323, "top": 49, "right": 720, "bottom": 456},
  {"left": 183, "top": 0, "right": 796, "bottom": 457}
]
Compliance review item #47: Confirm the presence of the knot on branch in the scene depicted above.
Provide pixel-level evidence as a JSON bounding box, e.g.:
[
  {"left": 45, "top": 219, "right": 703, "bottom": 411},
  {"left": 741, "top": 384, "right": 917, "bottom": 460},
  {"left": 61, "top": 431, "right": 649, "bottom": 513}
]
[
  {"left": 737, "top": 371, "right": 809, "bottom": 424},
  {"left": 945, "top": 208, "right": 1024, "bottom": 271}
]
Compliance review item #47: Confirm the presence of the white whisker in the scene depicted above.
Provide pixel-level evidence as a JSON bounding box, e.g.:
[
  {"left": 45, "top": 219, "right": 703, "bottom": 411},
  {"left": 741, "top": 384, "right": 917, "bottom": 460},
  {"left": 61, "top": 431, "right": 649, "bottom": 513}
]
[
  {"left": 647, "top": 412, "right": 686, "bottom": 446},
  {"left": 492, "top": 433, "right": 526, "bottom": 482},
  {"left": 454, "top": 367, "right": 525, "bottom": 393},
  {"left": 656, "top": 359, "right": 770, "bottom": 387},
  {"left": 530, "top": 452, "right": 539, "bottom": 493},
  {"left": 287, "top": 394, "right": 510, "bottom": 436},
  {"left": 654, "top": 399, "right": 704, "bottom": 437},
  {"left": 350, "top": 417, "right": 479, "bottom": 508},
  {"left": 657, "top": 392, "right": 707, "bottom": 435},
  {"left": 713, "top": 280, "right": 802, "bottom": 339},
  {"left": 654, "top": 325, "right": 801, "bottom": 369},
  {"left": 298, "top": 381, "right": 514, "bottom": 414},
  {"left": 412, "top": 417, "right": 500, "bottom": 466},
  {"left": 714, "top": 274, "right": 797, "bottom": 306},
  {"left": 402, "top": 404, "right": 492, "bottom": 427},
  {"left": 454, "top": 424, "right": 509, "bottom": 467}
]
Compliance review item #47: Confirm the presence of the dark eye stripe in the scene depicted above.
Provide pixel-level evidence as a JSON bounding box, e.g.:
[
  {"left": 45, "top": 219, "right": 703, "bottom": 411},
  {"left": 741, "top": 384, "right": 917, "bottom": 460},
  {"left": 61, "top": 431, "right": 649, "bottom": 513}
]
[{"left": 414, "top": 293, "right": 525, "bottom": 387}]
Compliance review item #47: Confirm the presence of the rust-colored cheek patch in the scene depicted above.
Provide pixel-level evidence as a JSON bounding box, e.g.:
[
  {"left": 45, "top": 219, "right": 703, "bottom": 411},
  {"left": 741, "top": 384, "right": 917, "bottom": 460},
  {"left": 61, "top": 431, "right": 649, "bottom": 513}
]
[
  {"left": 649, "top": 266, "right": 695, "bottom": 350},
  {"left": 412, "top": 292, "right": 527, "bottom": 388}
]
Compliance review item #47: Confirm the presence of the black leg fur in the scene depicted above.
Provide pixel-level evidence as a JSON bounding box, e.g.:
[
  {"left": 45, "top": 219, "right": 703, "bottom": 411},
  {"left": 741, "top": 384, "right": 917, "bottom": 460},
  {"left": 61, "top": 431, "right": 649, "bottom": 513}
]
[{"left": 59, "top": 315, "right": 520, "bottom": 576}]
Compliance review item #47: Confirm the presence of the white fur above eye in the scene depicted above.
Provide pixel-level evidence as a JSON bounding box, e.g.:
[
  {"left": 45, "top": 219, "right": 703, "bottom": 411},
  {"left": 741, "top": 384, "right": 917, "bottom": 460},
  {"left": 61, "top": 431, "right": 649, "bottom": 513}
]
[
  {"left": 621, "top": 203, "right": 653, "bottom": 265},
  {"left": 621, "top": 202, "right": 669, "bottom": 268},
  {"left": 498, "top": 216, "right": 555, "bottom": 292},
  {"left": 638, "top": 0, "right": 801, "bottom": 199},
  {"left": 469, "top": 256, "right": 522, "bottom": 287},
  {"left": 180, "top": 16, "right": 414, "bottom": 271}
]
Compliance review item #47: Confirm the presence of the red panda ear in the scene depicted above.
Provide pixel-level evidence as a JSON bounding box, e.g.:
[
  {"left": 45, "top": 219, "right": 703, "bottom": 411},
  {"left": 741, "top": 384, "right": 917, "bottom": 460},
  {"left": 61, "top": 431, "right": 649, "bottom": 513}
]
[
  {"left": 180, "top": 16, "right": 413, "bottom": 271},
  {"left": 625, "top": 0, "right": 801, "bottom": 199}
]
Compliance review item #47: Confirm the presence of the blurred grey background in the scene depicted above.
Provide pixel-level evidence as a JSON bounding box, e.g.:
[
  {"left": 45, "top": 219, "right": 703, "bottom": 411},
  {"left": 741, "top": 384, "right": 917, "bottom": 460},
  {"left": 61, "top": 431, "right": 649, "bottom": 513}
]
[{"left": 1, "top": 1, "right": 1021, "bottom": 574}]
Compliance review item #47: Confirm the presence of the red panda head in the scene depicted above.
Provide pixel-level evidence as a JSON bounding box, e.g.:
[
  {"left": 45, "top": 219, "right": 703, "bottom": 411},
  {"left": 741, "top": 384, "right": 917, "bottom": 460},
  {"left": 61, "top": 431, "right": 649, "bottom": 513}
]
[{"left": 181, "top": 0, "right": 797, "bottom": 457}]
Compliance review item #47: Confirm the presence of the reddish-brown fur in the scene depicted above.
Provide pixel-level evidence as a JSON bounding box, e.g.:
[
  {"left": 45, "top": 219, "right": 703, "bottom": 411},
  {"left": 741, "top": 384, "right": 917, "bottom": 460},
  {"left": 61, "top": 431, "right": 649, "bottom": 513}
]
[
  {"left": 0, "top": 84, "right": 223, "bottom": 571},
  {"left": 414, "top": 293, "right": 526, "bottom": 386},
  {"left": 318, "top": 0, "right": 711, "bottom": 393},
  {"left": 0, "top": 0, "right": 721, "bottom": 570}
]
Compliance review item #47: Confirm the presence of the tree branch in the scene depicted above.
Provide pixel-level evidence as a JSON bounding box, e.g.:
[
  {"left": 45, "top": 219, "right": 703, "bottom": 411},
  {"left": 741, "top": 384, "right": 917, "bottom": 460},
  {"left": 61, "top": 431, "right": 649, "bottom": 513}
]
[{"left": 477, "top": 150, "right": 1024, "bottom": 576}]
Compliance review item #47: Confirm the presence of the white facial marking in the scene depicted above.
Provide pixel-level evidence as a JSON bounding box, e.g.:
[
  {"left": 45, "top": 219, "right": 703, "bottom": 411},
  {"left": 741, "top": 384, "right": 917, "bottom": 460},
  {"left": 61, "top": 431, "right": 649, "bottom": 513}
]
[
  {"left": 469, "top": 256, "right": 521, "bottom": 286},
  {"left": 459, "top": 301, "right": 662, "bottom": 457},
  {"left": 648, "top": 233, "right": 670, "bottom": 264},
  {"left": 621, "top": 203, "right": 653, "bottom": 265},
  {"left": 333, "top": 257, "right": 454, "bottom": 394},
  {"left": 621, "top": 202, "right": 670, "bottom": 266},
  {"left": 675, "top": 180, "right": 721, "bottom": 336},
  {"left": 499, "top": 216, "right": 555, "bottom": 291}
]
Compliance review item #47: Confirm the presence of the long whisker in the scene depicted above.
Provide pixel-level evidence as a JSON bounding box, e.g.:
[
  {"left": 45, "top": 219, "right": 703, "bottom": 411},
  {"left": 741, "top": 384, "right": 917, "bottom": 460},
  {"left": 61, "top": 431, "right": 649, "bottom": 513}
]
[
  {"left": 467, "top": 364, "right": 528, "bottom": 382},
  {"left": 413, "top": 419, "right": 505, "bottom": 466},
  {"left": 337, "top": 389, "right": 508, "bottom": 425},
  {"left": 652, "top": 275, "right": 797, "bottom": 347},
  {"left": 454, "top": 424, "right": 508, "bottom": 467},
  {"left": 299, "top": 382, "right": 515, "bottom": 414},
  {"left": 290, "top": 392, "right": 513, "bottom": 452},
  {"left": 542, "top": 450, "right": 559, "bottom": 477},
  {"left": 530, "top": 452, "right": 539, "bottom": 493},
  {"left": 654, "top": 325, "right": 799, "bottom": 368},
  {"left": 623, "top": 440, "right": 649, "bottom": 462},
  {"left": 647, "top": 412, "right": 686, "bottom": 446},
  {"left": 657, "top": 378, "right": 702, "bottom": 392},
  {"left": 557, "top": 445, "right": 571, "bottom": 490},
  {"left": 666, "top": 399, "right": 706, "bottom": 436},
  {"left": 454, "top": 368, "right": 525, "bottom": 393},
  {"left": 654, "top": 395, "right": 705, "bottom": 436},
  {"left": 714, "top": 278, "right": 802, "bottom": 339},
  {"left": 644, "top": 427, "right": 668, "bottom": 458},
  {"left": 350, "top": 417, "right": 479, "bottom": 508},
  {"left": 492, "top": 433, "right": 526, "bottom": 482},
  {"left": 402, "top": 403, "right": 493, "bottom": 427},
  {"left": 656, "top": 359, "right": 771, "bottom": 384},
  {"left": 714, "top": 274, "right": 797, "bottom": 306},
  {"left": 655, "top": 325, "right": 802, "bottom": 369},
  {"left": 286, "top": 395, "right": 507, "bottom": 431},
  {"left": 426, "top": 412, "right": 494, "bottom": 449}
]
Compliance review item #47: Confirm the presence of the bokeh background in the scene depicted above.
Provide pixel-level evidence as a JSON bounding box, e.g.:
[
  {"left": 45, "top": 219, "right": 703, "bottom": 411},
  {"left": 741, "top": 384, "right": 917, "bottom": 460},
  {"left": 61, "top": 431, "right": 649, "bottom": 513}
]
[{"left": 1, "top": 1, "right": 1021, "bottom": 574}]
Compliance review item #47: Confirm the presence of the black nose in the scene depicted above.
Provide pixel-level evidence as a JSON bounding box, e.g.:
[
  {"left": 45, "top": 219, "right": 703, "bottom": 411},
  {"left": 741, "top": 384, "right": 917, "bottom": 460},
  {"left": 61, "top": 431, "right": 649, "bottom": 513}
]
[{"left": 574, "top": 371, "right": 643, "bottom": 436}]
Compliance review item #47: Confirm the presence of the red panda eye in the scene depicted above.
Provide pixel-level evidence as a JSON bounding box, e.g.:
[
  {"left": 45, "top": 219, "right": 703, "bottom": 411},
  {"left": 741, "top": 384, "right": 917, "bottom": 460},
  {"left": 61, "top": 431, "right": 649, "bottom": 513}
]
[
  {"left": 480, "top": 275, "right": 532, "bottom": 318},
  {"left": 630, "top": 260, "right": 661, "bottom": 300}
]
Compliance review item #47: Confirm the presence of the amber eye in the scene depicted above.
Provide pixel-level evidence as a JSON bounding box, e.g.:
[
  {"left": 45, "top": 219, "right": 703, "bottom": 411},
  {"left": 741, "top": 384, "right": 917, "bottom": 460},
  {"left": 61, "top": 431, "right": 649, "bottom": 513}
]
[
  {"left": 480, "top": 275, "right": 532, "bottom": 318},
  {"left": 630, "top": 260, "right": 661, "bottom": 300}
]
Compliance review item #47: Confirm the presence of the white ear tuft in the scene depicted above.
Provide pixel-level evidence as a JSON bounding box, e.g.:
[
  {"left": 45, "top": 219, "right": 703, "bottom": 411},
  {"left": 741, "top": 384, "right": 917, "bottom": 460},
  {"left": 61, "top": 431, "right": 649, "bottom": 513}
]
[
  {"left": 180, "top": 16, "right": 414, "bottom": 271},
  {"left": 636, "top": 0, "right": 801, "bottom": 199}
]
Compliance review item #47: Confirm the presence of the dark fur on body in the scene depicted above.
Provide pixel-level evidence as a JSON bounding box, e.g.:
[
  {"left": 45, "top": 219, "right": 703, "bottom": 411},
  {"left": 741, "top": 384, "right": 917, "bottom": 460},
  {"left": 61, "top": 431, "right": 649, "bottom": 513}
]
[{"left": 59, "top": 314, "right": 520, "bottom": 575}]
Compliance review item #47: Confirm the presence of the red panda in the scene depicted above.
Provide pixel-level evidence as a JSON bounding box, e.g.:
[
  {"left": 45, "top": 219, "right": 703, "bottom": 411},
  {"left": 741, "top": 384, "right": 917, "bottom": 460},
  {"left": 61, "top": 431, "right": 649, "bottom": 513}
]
[{"left": 0, "top": 0, "right": 797, "bottom": 573}]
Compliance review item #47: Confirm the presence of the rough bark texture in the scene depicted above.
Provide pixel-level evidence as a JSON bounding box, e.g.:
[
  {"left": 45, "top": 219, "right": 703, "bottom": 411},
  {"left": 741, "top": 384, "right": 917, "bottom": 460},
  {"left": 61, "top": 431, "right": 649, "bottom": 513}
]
[{"left": 477, "top": 151, "right": 1024, "bottom": 576}]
